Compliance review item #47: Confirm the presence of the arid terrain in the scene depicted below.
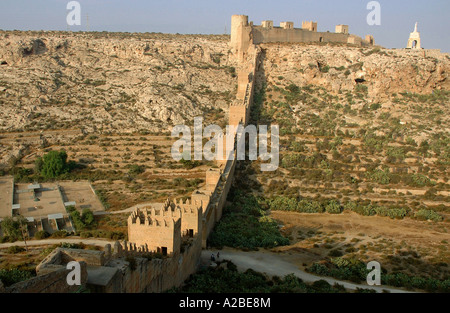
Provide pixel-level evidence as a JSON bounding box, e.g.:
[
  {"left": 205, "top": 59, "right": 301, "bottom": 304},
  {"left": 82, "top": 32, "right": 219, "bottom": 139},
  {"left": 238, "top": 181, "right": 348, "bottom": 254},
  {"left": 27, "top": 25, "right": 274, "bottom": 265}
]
[{"left": 0, "top": 31, "right": 449, "bottom": 290}]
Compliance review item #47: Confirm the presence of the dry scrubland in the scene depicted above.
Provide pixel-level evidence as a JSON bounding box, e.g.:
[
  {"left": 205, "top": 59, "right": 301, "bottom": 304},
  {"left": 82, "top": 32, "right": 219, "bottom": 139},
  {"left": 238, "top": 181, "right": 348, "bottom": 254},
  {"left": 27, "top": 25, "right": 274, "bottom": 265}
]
[
  {"left": 0, "top": 31, "right": 235, "bottom": 213},
  {"left": 241, "top": 43, "right": 449, "bottom": 280},
  {"left": 250, "top": 43, "right": 450, "bottom": 214},
  {"left": 0, "top": 31, "right": 236, "bottom": 134},
  {"left": 0, "top": 31, "right": 449, "bottom": 286}
]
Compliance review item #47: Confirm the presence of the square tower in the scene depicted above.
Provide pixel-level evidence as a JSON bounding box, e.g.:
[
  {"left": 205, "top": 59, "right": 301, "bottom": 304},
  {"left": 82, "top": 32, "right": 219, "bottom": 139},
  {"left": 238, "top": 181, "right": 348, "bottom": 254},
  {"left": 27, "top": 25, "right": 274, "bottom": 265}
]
[
  {"left": 302, "top": 21, "right": 317, "bottom": 32},
  {"left": 261, "top": 20, "right": 274, "bottom": 29},
  {"left": 280, "top": 22, "right": 294, "bottom": 29},
  {"left": 365, "top": 35, "right": 375, "bottom": 45},
  {"left": 128, "top": 205, "right": 181, "bottom": 256},
  {"left": 335, "top": 25, "right": 349, "bottom": 34}
]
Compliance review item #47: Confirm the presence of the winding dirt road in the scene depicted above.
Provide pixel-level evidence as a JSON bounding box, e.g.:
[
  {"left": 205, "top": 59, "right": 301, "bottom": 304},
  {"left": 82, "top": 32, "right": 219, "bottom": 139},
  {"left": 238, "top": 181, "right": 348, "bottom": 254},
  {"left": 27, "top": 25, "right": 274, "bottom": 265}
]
[{"left": 202, "top": 248, "right": 414, "bottom": 293}]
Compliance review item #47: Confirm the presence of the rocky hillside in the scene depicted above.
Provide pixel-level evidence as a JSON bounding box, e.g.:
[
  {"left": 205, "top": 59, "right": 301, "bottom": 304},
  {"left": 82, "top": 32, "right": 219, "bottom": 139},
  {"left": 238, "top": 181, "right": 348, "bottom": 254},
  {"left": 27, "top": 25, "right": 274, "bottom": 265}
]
[
  {"left": 255, "top": 43, "right": 450, "bottom": 145},
  {"left": 0, "top": 31, "right": 238, "bottom": 133},
  {"left": 245, "top": 42, "right": 449, "bottom": 224},
  {"left": 258, "top": 43, "right": 450, "bottom": 99}
]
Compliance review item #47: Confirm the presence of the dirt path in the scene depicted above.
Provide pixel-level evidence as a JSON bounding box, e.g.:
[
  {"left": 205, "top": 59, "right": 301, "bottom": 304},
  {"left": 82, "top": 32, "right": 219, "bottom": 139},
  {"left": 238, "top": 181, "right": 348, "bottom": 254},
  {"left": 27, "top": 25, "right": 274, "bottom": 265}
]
[
  {"left": 94, "top": 202, "right": 164, "bottom": 216},
  {"left": 201, "top": 248, "right": 414, "bottom": 293},
  {"left": 0, "top": 237, "right": 115, "bottom": 249}
]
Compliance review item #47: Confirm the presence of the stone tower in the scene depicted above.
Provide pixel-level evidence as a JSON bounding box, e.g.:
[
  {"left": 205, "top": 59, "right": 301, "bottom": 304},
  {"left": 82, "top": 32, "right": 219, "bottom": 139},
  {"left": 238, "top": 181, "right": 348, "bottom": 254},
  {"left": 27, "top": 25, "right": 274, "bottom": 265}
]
[
  {"left": 127, "top": 202, "right": 181, "bottom": 256},
  {"left": 407, "top": 22, "right": 421, "bottom": 49},
  {"left": 302, "top": 21, "right": 318, "bottom": 32},
  {"left": 335, "top": 25, "right": 349, "bottom": 34},
  {"left": 231, "top": 15, "right": 252, "bottom": 61}
]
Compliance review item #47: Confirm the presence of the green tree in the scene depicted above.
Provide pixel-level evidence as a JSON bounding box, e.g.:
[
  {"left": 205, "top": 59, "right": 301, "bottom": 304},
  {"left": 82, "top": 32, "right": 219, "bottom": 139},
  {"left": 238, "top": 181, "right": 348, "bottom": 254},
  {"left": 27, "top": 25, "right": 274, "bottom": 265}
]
[
  {"left": 0, "top": 216, "right": 29, "bottom": 245},
  {"left": 0, "top": 269, "right": 33, "bottom": 287},
  {"left": 39, "top": 150, "right": 69, "bottom": 179},
  {"left": 81, "top": 208, "right": 95, "bottom": 226}
]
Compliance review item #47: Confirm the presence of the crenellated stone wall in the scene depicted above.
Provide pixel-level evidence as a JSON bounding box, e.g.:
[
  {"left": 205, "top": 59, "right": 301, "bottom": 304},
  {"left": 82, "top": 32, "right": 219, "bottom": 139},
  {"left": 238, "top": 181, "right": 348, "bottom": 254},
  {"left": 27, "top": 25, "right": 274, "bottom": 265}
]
[{"left": 231, "top": 15, "right": 375, "bottom": 61}]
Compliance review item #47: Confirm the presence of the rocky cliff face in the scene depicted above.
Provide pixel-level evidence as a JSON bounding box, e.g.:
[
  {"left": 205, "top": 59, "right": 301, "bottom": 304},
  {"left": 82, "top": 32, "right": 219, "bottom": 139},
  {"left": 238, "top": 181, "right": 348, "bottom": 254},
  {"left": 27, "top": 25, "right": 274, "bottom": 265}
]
[
  {"left": 2, "top": 32, "right": 448, "bottom": 136},
  {"left": 0, "top": 31, "right": 238, "bottom": 133},
  {"left": 258, "top": 43, "right": 449, "bottom": 101}
]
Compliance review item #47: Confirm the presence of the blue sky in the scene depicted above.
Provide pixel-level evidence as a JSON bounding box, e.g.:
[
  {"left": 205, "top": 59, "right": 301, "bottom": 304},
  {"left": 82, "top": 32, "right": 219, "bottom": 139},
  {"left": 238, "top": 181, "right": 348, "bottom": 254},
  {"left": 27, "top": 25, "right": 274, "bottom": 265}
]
[{"left": 1, "top": 0, "right": 449, "bottom": 52}]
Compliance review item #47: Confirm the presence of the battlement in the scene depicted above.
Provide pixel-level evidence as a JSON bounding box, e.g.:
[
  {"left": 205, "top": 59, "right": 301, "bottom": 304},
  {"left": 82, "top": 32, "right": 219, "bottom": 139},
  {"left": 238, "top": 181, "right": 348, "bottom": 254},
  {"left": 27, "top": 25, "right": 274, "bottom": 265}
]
[
  {"left": 232, "top": 15, "right": 375, "bottom": 57},
  {"left": 280, "top": 22, "right": 294, "bottom": 30},
  {"left": 128, "top": 205, "right": 182, "bottom": 256},
  {"left": 230, "top": 99, "right": 247, "bottom": 107},
  {"left": 302, "top": 21, "right": 318, "bottom": 32},
  {"left": 174, "top": 197, "right": 203, "bottom": 214},
  {"left": 128, "top": 205, "right": 181, "bottom": 227},
  {"left": 261, "top": 20, "right": 274, "bottom": 29},
  {"left": 336, "top": 24, "right": 349, "bottom": 34}
]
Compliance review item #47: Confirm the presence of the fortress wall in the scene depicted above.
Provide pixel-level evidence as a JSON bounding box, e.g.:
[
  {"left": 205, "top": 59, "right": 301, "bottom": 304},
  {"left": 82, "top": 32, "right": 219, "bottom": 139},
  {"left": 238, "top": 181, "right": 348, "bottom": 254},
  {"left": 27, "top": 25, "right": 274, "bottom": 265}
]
[
  {"left": 206, "top": 169, "right": 221, "bottom": 191},
  {"left": 237, "top": 70, "right": 250, "bottom": 99},
  {"left": 252, "top": 26, "right": 352, "bottom": 45},
  {"left": 119, "top": 234, "right": 202, "bottom": 293},
  {"left": 180, "top": 206, "right": 202, "bottom": 236},
  {"left": 215, "top": 158, "right": 237, "bottom": 223},
  {"left": 202, "top": 201, "right": 216, "bottom": 248},
  {"left": 229, "top": 104, "right": 248, "bottom": 127},
  {"left": 191, "top": 192, "right": 212, "bottom": 214}
]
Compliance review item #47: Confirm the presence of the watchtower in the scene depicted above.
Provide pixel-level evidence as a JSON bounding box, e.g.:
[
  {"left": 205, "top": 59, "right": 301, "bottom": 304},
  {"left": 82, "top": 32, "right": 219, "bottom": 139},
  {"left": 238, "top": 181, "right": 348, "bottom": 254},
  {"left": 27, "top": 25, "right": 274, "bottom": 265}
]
[
  {"left": 302, "top": 21, "right": 317, "bottom": 32},
  {"left": 231, "top": 15, "right": 253, "bottom": 61},
  {"left": 280, "top": 22, "right": 294, "bottom": 30},
  {"left": 174, "top": 198, "right": 203, "bottom": 238},
  {"left": 335, "top": 25, "right": 349, "bottom": 34},
  {"left": 127, "top": 202, "right": 181, "bottom": 256},
  {"left": 261, "top": 20, "right": 274, "bottom": 29}
]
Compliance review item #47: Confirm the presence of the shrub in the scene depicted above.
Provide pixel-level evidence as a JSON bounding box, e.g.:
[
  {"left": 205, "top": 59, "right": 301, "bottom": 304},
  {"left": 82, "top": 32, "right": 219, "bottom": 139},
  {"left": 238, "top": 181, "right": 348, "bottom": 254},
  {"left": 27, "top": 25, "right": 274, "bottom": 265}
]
[
  {"left": 367, "top": 168, "right": 391, "bottom": 185},
  {"left": 328, "top": 249, "right": 343, "bottom": 257},
  {"left": 180, "top": 159, "right": 202, "bottom": 169},
  {"left": 320, "top": 65, "right": 330, "bottom": 73},
  {"left": 128, "top": 164, "right": 145, "bottom": 176},
  {"left": 6, "top": 245, "right": 25, "bottom": 254},
  {"left": 374, "top": 207, "right": 409, "bottom": 219},
  {"left": 415, "top": 209, "right": 443, "bottom": 222},
  {"left": 50, "top": 230, "right": 69, "bottom": 238},
  {"left": 34, "top": 230, "right": 50, "bottom": 240},
  {"left": 59, "top": 242, "right": 84, "bottom": 249},
  {"left": 355, "top": 84, "right": 368, "bottom": 94},
  {"left": 68, "top": 207, "right": 96, "bottom": 231},
  {"left": 269, "top": 196, "right": 297, "bottom": 212},
  {"left": 325, "top": 200, "right": 343, "bottom": 214},
  {"left": 0, "top": 216, "right": 29, "bottom": 241},
  {"left": 297, "top": 200, "right": 324, "bottom": 213},
  {"left": 0, "top": 269, "right": 33, "bottom": 287},
  {"left": 411, "top": 174, "right": 431, "bottom": 187}
]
